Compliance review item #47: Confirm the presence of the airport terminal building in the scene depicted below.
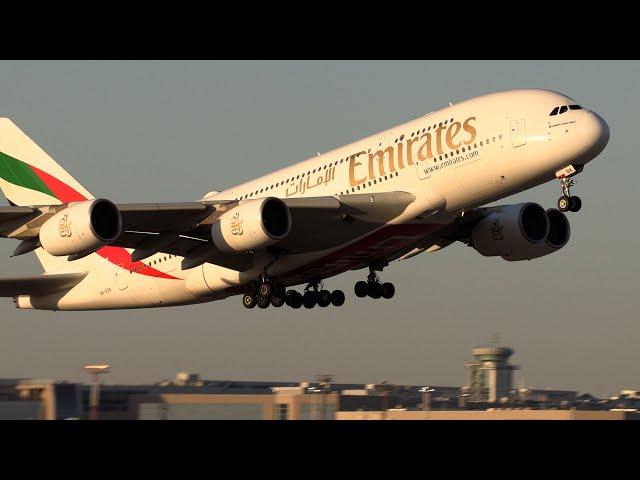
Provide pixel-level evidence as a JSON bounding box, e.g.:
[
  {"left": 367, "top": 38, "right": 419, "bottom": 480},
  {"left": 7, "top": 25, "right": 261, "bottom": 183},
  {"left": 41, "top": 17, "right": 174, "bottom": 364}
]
[{"left": 2, "top": 342, "right": 639, "bottom": 420}]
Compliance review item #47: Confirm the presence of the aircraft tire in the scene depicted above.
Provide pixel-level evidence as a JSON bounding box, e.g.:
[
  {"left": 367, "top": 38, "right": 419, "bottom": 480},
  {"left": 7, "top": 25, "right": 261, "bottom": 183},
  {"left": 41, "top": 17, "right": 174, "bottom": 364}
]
[
  {"left": 382, "top": 282, "right": 395, "bottom": 299},
  {"left": 317, "top": 290, "right": 331, "bottom": 307},
  {"left": 303, "top": 291, "right": 317, "bottom": 309},
  {"left": 558, "top": 196, "right": 571, "bottom": 212},
  {"left": 257, "top": 295, "right": 271, "bottom": 309},
  {"left": 354, "top": 281, "right": 368, "bottom": 298},
  {"left": 271, "top": 294, "right": 285, "bottom": 308},
  {"left": 242, "top": 294, "right": 256, "bottom": 309},
  {"left": 330, "top": 290, "right": 345, "bottom": 307},
  {"left": 258, "top": 281, "right": 272, "bottom": 298},
  {"left": 569, "top": 196, "right": 582, "bottom": 212},
  {"left": 368, "top": 282, "right": 382, "bottom": 299}
]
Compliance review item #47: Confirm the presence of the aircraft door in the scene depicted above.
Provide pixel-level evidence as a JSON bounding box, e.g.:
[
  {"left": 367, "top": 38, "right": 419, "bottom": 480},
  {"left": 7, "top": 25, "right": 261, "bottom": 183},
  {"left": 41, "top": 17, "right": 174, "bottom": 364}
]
[
  {"left": 115, "top": 264, "right": 128, "bottom": 290},
  {"left": 511, "top": 119, "right": 526, "bottom": 147}
]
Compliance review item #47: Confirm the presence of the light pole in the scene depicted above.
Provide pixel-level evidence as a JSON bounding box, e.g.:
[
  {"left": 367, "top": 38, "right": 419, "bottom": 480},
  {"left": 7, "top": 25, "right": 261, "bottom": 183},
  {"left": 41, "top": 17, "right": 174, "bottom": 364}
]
[
  {"left": 315, "top": 374, "right": 333, "bottom": 420},
  {"left": 379, "top": 382, "right": 394, "bottom": 419},
  {"left": 83, "top": 364, "right": 110, "bottom": 420},
  {"left": 420, "top": 387, "right": 435, "bottom": 411}
]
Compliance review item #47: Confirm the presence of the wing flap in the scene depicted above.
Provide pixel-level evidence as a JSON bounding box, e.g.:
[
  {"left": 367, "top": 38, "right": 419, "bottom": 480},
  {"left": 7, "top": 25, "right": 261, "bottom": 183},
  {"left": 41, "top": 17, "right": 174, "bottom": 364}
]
[{"left": 0, "top": 271, "right": 88, "bottom": 297}]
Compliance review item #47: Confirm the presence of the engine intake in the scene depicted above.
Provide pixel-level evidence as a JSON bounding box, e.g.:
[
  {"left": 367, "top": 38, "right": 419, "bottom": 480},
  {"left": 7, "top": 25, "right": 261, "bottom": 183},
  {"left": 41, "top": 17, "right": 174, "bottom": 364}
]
[
  {"left": 39, "top": 199, "right": 122, "bottom": 256},
  {"left": 471, "top": 203, "right": 570, "bottom": 261},
  {"left": 503, "top": 208, "right": 571, "bottom": 261},
  {"left": 211, "top": 197, "right": 291, "bottom": 253}
]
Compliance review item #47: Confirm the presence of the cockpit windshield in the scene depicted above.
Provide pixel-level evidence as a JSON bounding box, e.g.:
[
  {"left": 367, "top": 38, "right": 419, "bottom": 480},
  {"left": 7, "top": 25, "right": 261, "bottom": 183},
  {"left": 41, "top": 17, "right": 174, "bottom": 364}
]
[{"left": 550, "top": 104, "right": 583, "bottom": 116}]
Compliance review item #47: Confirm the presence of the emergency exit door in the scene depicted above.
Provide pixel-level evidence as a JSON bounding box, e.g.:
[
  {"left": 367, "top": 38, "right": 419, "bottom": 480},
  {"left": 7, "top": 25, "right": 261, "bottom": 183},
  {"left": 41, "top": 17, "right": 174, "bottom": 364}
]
[{"left": 511, "top": 119, "right": 526, "bottom": 147}]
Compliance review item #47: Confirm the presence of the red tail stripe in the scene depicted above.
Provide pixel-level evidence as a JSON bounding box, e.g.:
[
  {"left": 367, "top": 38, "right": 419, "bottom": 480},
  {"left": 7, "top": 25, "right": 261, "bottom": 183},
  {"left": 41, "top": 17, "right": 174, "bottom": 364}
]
[{"left": 30, "top": 165, "right": 87, "bottom": 203}]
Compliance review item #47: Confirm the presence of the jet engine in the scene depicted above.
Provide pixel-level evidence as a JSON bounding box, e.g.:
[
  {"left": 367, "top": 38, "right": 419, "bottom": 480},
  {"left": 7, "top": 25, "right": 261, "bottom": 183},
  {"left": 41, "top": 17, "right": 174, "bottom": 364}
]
[
  {"left": 211, "top": 197, "right": 291, "bottom": 253},
  {"left": 39, "top": 199, "right": 123, "bottom": 256},
  {"left": 471, "top": 203, "right": 571, "bottom": 261},
  {"left": 501, "top": 208, "right": 570, "bottom": 261}
]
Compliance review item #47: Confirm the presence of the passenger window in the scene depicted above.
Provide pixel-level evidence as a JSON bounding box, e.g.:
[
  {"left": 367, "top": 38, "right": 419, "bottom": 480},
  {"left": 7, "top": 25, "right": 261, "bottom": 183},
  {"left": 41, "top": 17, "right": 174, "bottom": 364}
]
[
  {"left": 550, "top": 107, "right": 559, "bottom": 116},
  {"left": 559, "top": 106, "right": 568, "bottom": 114}
]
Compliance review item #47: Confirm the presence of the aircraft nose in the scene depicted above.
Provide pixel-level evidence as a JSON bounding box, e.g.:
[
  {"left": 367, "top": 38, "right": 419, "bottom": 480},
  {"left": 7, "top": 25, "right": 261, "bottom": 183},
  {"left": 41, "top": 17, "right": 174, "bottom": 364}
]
[{"left": 585, "top": 110, "right": 610, "bottom": 155}]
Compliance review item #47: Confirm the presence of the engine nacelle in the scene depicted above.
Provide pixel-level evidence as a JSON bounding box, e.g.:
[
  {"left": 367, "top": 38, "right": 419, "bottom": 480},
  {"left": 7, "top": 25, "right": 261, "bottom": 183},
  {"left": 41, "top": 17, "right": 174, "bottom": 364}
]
[
  {"left": 471, "top": 202, "right": 549, "bottom": 260},
  {"left": 501, "top": 208, "right": 570, "bottom": 261},
  {"left": 211, "top": 197, "right": 291, "bottom": 253},
  {"left": 39, "top": 199, "right": 122, "bottom": 256}
]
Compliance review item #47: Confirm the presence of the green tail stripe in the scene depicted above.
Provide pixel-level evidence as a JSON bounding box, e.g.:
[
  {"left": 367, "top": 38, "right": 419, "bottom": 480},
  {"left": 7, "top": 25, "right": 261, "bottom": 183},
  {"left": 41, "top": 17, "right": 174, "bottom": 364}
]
[{"left": 0, "top": 150, "right": 55, "bottom": 198}]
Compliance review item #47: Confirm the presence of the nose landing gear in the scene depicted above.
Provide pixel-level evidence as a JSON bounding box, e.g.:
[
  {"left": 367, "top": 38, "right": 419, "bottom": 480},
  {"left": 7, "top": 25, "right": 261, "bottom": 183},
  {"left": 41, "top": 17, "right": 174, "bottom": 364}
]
[{"left": 557, "top": 175, "right": 582, "bottom": 213}]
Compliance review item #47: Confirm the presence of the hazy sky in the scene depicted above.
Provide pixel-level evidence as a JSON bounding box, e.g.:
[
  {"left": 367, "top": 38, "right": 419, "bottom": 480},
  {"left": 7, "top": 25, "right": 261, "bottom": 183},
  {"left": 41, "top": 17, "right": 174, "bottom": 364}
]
[{"left": 0, "top": 61, "right": 636, "bottom": 397}]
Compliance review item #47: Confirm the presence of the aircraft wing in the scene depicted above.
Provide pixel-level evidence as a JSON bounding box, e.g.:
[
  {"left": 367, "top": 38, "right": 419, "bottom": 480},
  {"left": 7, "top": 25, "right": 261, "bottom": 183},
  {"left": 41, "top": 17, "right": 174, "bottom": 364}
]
[
  {"left": 0, "top": 272, "right": 88, "bottom": 297},
  {"left": 0, "top": 192, "right": 419, "bottom": 271},
  {"left": 112, "top": 192, "right": 418, "bottom": 269}
]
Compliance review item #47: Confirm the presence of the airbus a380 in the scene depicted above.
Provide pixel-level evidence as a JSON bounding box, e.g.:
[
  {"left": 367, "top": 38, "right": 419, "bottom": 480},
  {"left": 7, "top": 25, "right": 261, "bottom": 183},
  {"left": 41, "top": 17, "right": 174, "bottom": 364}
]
[{"left": 0, "top": 89, "right": 609, "bottom": 311}]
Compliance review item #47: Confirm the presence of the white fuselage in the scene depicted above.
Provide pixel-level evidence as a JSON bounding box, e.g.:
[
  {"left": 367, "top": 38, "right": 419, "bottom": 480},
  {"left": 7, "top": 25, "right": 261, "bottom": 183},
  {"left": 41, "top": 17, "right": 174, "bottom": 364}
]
[{"left": 18, "top": 89, "right": 609, "bottom": 310}]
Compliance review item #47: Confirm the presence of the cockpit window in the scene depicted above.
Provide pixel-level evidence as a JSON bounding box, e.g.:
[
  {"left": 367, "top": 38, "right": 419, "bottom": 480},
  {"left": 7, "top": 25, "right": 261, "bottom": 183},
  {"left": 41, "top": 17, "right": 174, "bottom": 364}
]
[
  {"left": 559, "top": 105, "right": 568, "bottom": 114},
  {"left": 549, "top": 107, "right": 559, "bottom": 116},
  {"left": 569, "top": 104, "right": 583, "bottom": 110}
]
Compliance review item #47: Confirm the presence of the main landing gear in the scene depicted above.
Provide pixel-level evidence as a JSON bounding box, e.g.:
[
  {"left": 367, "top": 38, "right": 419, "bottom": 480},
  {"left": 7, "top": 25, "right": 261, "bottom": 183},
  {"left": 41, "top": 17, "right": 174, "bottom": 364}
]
[
  {"left": 295, "top": 281, "right": 345, "bottom": 309},
  {"left": 241, "top": 273, "right": 287, "bottom": 310},
  {"left": 354, "top": 267, "right": 395, "bottom": 300},
  {"left": 557, "top": 177, "right": 582, "bottom": 213},
  {"left": 241, "top": 275, "right": 345, "bottom": 310}
]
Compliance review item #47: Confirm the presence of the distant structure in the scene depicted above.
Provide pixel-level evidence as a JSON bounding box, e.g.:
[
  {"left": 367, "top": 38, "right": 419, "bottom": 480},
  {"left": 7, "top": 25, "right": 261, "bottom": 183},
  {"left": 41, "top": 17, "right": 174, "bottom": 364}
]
[
  {"left": 83, "top": 364, "right": 110, "bottom": 420},
  {"left": 173, "top": 372, "right": 204, "bottom": 387},
  {"left": 465, "top": 337, "right": 519, "bottom": 403}
]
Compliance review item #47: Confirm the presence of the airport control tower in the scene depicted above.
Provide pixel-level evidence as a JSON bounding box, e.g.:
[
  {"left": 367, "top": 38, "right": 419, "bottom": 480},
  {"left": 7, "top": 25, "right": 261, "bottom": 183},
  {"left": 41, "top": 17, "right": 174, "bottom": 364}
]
[{"left": 465, "top": 337, "right": 518, "bottom": 403}]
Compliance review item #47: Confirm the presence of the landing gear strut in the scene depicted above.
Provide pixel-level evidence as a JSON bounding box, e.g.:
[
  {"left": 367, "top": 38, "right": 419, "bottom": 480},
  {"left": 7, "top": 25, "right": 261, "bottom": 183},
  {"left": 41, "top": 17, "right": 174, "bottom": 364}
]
[
  {"left": 355, "top": 266, "right": 395, "bottom": 300},
  {"left": 557, "top": 177, "right": 582, "bottom": 213}
]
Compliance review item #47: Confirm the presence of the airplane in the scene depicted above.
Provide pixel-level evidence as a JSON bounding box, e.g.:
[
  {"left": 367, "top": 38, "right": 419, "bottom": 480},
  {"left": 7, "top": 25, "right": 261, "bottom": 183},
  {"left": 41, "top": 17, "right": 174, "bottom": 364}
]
[{"left": 0, "top": 88, "right": 609, "bottom": 311}]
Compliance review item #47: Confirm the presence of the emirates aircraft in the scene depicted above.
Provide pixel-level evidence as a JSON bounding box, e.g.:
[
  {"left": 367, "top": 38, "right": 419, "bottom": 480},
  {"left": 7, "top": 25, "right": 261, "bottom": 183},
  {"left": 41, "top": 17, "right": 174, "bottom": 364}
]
[{"left": 0, "top": 89, "right": 609, "bottom": 311}]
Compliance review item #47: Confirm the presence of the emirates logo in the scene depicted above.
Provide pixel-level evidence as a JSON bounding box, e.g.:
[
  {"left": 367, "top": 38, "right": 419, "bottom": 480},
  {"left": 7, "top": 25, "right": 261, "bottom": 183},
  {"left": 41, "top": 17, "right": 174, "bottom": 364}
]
[
  {"left": 58, "top": 213, "right": 72, "bottom": 237},
  {"left": 230, "top": 212, "right": 243, "bottom": 236},
  {"left": 490, "top": 219, "right": 504, "bottom": 241}
]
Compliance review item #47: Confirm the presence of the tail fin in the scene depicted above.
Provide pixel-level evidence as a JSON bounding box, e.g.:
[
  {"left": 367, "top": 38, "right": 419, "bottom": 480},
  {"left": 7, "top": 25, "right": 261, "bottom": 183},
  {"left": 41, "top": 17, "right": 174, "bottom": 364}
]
[
  {"left": 0, "top": 118, "right": 95, "bottom": 272},
  {"left": 0, "top": 118, "right": 94, "bottom": 206}
]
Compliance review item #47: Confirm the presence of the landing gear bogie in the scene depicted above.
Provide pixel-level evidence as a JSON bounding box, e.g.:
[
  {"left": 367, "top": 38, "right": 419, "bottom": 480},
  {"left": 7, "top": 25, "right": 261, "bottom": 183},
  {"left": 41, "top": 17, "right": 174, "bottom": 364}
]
[{"left": 355, "top": 266, "right": 396, "bottom": 301}]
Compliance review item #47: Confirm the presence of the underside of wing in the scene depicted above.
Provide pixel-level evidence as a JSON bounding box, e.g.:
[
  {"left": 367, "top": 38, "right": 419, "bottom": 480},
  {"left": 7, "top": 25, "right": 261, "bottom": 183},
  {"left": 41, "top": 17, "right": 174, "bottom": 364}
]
[
  {"left": 0, "top": 272, "right": 88, "bottom": 297},
  {"left": 278, "top": 192, "right": 417, "bottom": 253}
]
